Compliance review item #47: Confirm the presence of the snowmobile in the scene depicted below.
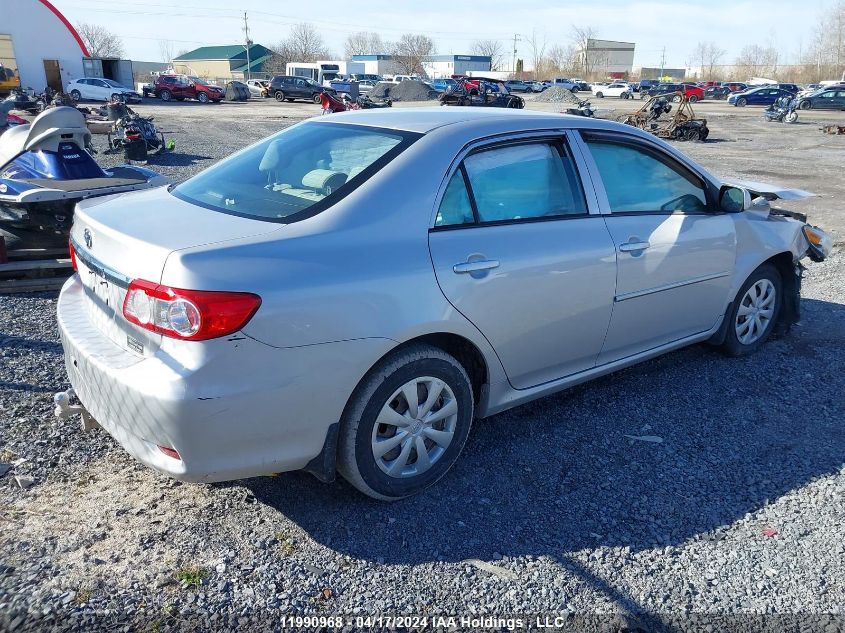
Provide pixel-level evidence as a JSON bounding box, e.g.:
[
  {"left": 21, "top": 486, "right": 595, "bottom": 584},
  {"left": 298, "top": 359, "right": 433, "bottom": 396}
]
[{"left": 0, "top": 106, "right": 168, "bottom": 249}]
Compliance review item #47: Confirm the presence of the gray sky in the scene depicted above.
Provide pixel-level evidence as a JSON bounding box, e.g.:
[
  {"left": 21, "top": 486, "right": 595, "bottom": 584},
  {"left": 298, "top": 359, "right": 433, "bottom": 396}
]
[{"left": 57, "top": 0, "right": 828, "bottom": 69}]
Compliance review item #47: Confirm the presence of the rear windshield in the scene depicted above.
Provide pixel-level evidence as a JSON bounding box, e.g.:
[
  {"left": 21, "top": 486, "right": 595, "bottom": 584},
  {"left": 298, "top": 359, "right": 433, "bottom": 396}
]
[{"left": 172, "top": 122, "right": 420, "bottom": 223}]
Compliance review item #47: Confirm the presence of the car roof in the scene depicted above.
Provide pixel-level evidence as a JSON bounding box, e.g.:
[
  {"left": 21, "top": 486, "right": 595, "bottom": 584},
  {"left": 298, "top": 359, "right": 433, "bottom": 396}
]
[{"left": 308, "top": 107, "right": 641, "bottom": 135}]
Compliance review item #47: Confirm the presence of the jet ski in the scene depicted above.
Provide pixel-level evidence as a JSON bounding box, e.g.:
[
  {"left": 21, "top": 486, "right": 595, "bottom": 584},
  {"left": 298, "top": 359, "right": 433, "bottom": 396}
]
[{"left": 0, "top": 106, "right": 168, "bottom": 249}]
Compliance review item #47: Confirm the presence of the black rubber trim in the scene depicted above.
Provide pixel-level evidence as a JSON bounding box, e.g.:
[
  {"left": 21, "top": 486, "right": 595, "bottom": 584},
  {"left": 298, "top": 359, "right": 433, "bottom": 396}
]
[{"left": 302, "top": 422, "right": 339, "bottom": 483}]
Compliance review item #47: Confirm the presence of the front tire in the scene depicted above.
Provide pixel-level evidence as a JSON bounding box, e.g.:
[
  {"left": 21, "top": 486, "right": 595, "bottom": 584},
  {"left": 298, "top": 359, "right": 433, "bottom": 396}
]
[
  {"left": 313, "top": 93, "right": 323, "bottom": 104},
  {"left": 337, "top": 345, "right": 474, "bottom": 500},
  {"left": 70, "top": 90, "right": 81, "bottom": 101},
  {"left": 159, "top": 89, "right": 172, "bottom": 102},
  {"left": 721, "top": 264, "right": 782, "bottom": 357},
  {"left": 595, "top": 92, "right": 604, "bottom": 98},
  {"left": 799, "top": 100, "right": 811, "bottom": 110},
  {"left": 197, "top": 92, "right": 209, "bottom": 104},
  {"left": 736, "top": 97, "right": 747, "bottom": 107}
]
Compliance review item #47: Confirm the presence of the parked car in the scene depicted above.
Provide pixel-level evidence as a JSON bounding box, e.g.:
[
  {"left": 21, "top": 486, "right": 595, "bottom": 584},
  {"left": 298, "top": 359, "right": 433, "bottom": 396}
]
[
  {"left": 728, "top": 87, "right": 795, "bottom": 107},
  {"left": 552, "top": 78, "right": 579, "bottom": 91},
  {"left": 527, "top": 81, "right": 546, "bottom": 92},
  {"left": 431, "top": 78, "right": 458, "bottom": 92},
  {"left": 154, "top": 75, "right": 224, "bottom": 103},
  {"left": 268, "top": 75, "right": 331, "bottom": 103},
  {"left": 775, "top": 83, "right": 801, "bottom": 94},
  {"left": 504, "top": 80, "right": 531, "bottom": 93},
  {"left": 357, "top": 79, "right": 378, "bottom": 94},
  {"left": 704, "top": 85, "right": 732, "bottom": 100},
  {"left": 58, "top": 109, "right": 830, "bottom": 499},
  {"left": 638, "top": 79, "right": 659, "bottom": 93},
  {"left": 796, "top": 87, "right": 845, "bottom": 110},
  {"left": 592, "top": 82, "right": 633, "bottom": 99},
  {"left": 246, "top": 79, "right": 269, "bottom": 98},
  {"left": 724, "top": 82, "right": 748, "bottom": 92},
  {"left": 67, "top": 78, "right": 141, "bottom": 103}
]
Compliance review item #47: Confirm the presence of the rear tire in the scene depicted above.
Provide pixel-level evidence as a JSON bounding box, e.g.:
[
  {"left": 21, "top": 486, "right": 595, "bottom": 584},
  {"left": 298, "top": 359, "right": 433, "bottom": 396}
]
[
  {"left": 689, "top": 95, "right": 699, "bottom": 103},
  {"left": 799, "top": 100, "right": 811, "bottom": 110},
  {"left": 274, "top": 90, "right": 285, "bottom": 102},
  {"left": 313, "top": 93, "right": 323, "bottom": 104},
  {"left": 337, "top": 344, "right": 474, "bottom": 501},
  {"left": 721, "top": 264, "right": 782, "bottom": 357}
]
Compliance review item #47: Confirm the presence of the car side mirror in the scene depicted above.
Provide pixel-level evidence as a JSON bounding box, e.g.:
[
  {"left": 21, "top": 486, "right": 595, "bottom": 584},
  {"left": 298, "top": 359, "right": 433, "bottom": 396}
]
[{"left": 719, "top": 185, "right": 750, "bottom": 212}]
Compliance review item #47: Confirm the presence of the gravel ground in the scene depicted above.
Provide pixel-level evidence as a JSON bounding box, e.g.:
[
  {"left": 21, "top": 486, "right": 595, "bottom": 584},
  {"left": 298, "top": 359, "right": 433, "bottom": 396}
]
[{"left": 1, "top": 99, "right": 844, "bottom": 632}]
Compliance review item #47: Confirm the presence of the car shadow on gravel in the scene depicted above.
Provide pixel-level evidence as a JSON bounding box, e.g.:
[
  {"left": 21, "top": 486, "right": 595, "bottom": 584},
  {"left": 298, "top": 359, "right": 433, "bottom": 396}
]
[{"left": 242, "top": 297, "right": 845, "bottom": 566}]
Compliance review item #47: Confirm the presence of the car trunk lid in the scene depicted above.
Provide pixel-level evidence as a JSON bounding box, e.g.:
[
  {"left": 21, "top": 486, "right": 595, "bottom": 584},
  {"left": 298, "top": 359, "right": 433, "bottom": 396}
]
[{"left": 70, "top": 186, "right": 282, "bottom": 354}]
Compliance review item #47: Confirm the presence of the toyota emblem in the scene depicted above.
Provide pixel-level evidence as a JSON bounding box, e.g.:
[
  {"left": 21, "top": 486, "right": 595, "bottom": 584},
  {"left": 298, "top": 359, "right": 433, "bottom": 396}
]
[{"left": 83, "top": 229, "right": 92, "bottom": 249}]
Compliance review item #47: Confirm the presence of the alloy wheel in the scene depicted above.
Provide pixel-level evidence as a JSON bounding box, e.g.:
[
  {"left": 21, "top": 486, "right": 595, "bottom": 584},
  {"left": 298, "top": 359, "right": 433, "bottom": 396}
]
[
  {"left": 371, "top": 376, "right": 458, "bottom": 478},
  {"left": 735, "top": 279, "right": 776, "bottom": 344}
]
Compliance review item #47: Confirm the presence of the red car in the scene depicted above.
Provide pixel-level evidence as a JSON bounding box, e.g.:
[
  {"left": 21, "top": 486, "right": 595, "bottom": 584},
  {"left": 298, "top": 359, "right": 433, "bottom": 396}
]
[
  {"left": 681, "top": 83, "right": 706, "bottom": 102},
  {"left": 153, "top": 74, "right": 224, "bottom": 103}
]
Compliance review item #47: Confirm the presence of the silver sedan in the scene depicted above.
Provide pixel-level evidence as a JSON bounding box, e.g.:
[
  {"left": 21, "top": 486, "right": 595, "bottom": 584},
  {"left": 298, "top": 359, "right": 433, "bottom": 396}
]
[{"left": 57, "top": 108, "right": 831, "bottom": 500}]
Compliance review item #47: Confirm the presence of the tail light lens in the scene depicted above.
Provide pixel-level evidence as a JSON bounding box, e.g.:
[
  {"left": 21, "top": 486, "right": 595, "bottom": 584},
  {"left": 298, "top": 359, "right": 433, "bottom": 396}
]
[
  {"left": 122, "top": 279, "right": 261, "bottom": 341},
  {"left": 68, "top": 238, "right": 78, "bottom": 271}
]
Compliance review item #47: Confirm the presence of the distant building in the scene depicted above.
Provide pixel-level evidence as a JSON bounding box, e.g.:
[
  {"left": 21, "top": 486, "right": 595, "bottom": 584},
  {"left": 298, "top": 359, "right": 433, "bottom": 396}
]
[
  {"left": 577, "top": 39, "right": 635, "bottom": 78},
  {"left": 350, "top": 55, "right": 402, "bottom": 77},
  {"left": 351, "top": 54, "right": 492, "bottom": 79},
  {"left": 637, "top": 67, "right": 687, "bottom": 81},
  {"left": 422, "top": 55, "right": 492, "bottom": 79},
  {"left": 172, "top": 44, "right": 274, "bottom": 80}
]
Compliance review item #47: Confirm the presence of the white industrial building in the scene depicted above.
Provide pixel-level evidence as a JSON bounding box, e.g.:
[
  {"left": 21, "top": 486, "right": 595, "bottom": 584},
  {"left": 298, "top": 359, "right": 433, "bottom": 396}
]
[
  {"left": 422, "top": 55, "right": 492, "bottom": 79},
  {"left": 350, "top": 54, "right": 491, "bottom": 79},
  {"left": 1, "top": 0, "right": 89, "bottom": 92}
]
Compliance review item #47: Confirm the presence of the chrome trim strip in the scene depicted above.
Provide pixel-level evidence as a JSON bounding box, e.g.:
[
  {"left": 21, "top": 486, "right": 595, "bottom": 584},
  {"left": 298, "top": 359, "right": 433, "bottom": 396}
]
[
  {"left": 70, "top": 237, "right": 132, "bottom": 289},
  {"left": 614, "top": 271, "right": 730, "bottom": 302}
]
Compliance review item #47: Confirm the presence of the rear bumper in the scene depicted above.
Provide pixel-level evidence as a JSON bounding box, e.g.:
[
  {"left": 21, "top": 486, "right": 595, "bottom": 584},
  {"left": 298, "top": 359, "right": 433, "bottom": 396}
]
[{"left": 57, "top": 275, "right": 393, "bottom": 482}]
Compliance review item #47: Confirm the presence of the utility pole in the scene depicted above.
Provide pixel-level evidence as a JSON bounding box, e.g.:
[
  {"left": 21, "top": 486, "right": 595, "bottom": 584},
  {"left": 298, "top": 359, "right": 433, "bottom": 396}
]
[
  {"left": 243, "top": 11, "right": 253, "bottom": 81},
  {"left": 659, "top": 46, "right": 666, "bottom": 78},
  {"left": 512, "top": 34, "right": 521, "bottom": 76}
]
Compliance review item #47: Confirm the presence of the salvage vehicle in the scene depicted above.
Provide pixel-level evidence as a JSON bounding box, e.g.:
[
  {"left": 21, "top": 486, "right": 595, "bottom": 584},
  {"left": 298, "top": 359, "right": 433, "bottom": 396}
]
[
  {"left": 621, "top": 93, "right": 709, "bottom": 140},
  {"left": 67, "top": 78, "right": 141, "bottom": 103},
  {"left": 592, "top": 82, "right": 633, "bottom": 99},
  {"left": 0, "top": 107, "right": 166, "bottom": 249},
  {"left": 55, "top": 109, "right": 831, "bottom": 500},
  {"left": 795, "top": 87, "right": 845, "bottom": 110},
  {"left": 268, "top": 75, "right": 333, "bottom": 104},
  {"left": 440, "top": 78, "right": 524, "bottom": 108},
  {"left": 154, "top": 75, "right": 224, "bottom": 103},
  {"left": 728, "top": 86, "right": 794, "bottom": 107},
  {"left": 641, "top": 83, "right": 704, "bottom": 102}
]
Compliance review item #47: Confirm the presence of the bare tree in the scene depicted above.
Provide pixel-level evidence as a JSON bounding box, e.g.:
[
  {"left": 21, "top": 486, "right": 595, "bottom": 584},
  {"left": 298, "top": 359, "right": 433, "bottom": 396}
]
[
  {"left": 570, "top": 25, "right": 600, "bottom": 77},
  {"left": 471, "top": 39, "right": 505, "bottom": 71},
  {"left": 76, "top": 23, "right": 125, "bottom": 58},
  {"left": 391, "top": 34, "right": 436, "bottom": 75},
  {"left": 547, "top": 43, "right": 576, "bottom": 75},
  {"left": 690, "top": 41, "right": 726, "bottom": 79},
  {"left": 735, "top": 44, "right": 779, "bottom": 78},
  {"left": 158, "top": 40, "right": 176, "bottom": 64},
  {"left": 344, "top": 32, "right": 386, "bottom": 59},
  {"left": 286, "top": 23, "right": 332, "bottom": 62},
  {"left": 526, "top": 29, "right": 547, "bottom": 78},
  {"left": 705, "top": 43, "right": 726, "bottom": 79}
]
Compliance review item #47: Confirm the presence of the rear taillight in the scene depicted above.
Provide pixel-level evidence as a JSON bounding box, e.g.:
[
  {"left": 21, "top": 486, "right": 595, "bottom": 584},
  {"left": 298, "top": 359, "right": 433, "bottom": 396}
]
[
  {"left": 122, "top": 279, "right": 261, "bottom": 341},
  {"left": 158, "top": 445, "right": 181, "bottom": 460},
  {"left": 69, "top": 238, "right": 78, "bottom": 271}
]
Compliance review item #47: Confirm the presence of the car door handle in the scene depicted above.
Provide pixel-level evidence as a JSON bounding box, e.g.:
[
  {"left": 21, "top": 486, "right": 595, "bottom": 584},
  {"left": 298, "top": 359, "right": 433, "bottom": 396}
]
[
  {"left": 618, "top": 241, "right": 651, "bottom": 253},
  {"left": 453, "top": 260, "right": 500, "bottom": 274}
]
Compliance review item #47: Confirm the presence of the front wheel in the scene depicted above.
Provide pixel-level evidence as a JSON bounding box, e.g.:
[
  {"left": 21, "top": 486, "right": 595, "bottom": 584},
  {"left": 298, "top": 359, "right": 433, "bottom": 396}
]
[
  {"left": 337, "top": 345, "right": 474, "bottom": 500},
  {"left": 799, "top": 100, "right": 811, "bottom": 110},
  {"left": 785, "top": 111, "right": 798, "bottom": 123},
  {"left": 70, "top": 90, "right": 81, "bottom": 101},
  {"left": 313, "top": 93, "right": 323, "bottom": 104},
  {"left": 672, "top": 95, "right": 682, "bottom": 103},
  {"left": 159, "top": 89, "right": 172, "bottom": 102},
  {"left": 197, "top": 92, "right": 209, "bottom": 104},
  {"left": 595, "top": 92, "right": 604, "bottom": 98},
  {"left": 721, "top": 264, "right": 782, "bottom": 357},
  {"left": 736, "top": 97, "right": 747, "bottom": 107}
]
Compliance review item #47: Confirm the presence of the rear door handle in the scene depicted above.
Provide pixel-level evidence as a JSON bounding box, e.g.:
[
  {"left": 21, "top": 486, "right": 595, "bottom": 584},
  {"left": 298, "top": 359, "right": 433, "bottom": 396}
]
[
  {"left": 618, "top": 241, "right": 650, "bottom": 253},
  {"left": 453, "top": 260, "right": 500, "bottom": 274}
]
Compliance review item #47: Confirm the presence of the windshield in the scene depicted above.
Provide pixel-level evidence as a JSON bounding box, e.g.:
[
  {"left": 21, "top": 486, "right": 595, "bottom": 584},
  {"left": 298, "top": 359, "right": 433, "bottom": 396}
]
[
  {"left": 305, "top": 78, "right": 321, "bottom": 87},
  {"left": 103, "top": 79, "right": 125, "bottom": 88},
  {"left": 173, "top": 122, "right": 420, "bottom": 223}
]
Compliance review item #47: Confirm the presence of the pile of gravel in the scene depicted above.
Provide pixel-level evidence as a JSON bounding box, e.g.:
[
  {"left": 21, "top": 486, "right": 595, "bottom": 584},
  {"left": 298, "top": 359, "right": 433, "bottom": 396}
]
[
  {"left": 535, "top": 86, "right": 580, "bottom": 103},
  {"left": 369, "top": 81, "right": 438, "bottom": 101}
]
